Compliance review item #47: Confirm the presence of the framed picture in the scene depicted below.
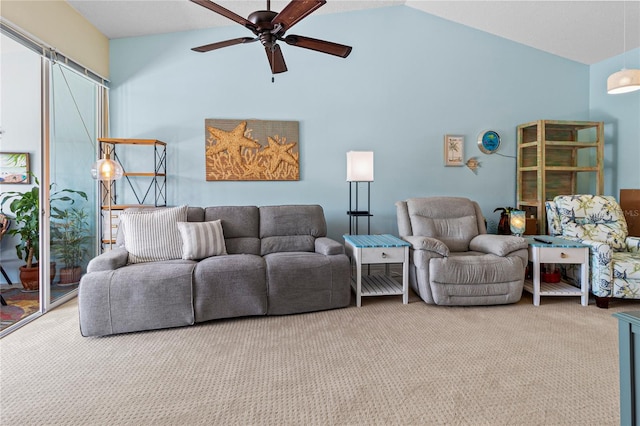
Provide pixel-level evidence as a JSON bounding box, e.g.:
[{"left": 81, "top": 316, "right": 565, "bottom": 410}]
[
  {"left": 0, "top": 152, "right": 30, "bottom": 184},
  {"left": 444, "top": 135, "right": 464, "bottom": 167}
]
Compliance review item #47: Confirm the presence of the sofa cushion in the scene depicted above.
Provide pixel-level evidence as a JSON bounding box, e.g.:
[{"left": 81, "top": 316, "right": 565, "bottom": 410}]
[
  {"left": 120, "top": 205, "right": 188, "bottom": 263},
  {"left": 178, "top": 220, "right": 227, "bottom": 260},
  {"left": 264, "top": 251, "right": 350, "bottom": 315},
  {"left": 259, "top": 205, "right": 327, "bottom": 255},
  {"left": 204, "top": 206, "right": 260, "bottom": 255}
]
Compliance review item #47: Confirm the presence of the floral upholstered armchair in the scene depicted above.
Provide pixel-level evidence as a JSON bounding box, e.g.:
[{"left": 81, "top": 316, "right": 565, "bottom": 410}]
[{"left": 546, "top": 195, "right": 640, "bottom": 308}]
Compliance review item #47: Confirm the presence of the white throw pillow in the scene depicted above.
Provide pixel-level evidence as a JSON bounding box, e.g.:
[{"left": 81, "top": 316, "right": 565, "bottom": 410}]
[
  {"left": 120, "top": 205, "right": 188, "bottom": 263},
  {"left": 177, "top": 220, "right": 227, "bottom": 260}
]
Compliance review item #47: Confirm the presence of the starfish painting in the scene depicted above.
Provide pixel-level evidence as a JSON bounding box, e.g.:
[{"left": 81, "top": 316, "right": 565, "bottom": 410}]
[
  {"left": 262, "top": 137, "right": 297, "bottom": 173},
  {"left": 205, "top": 119, "right": 299, "bottom": 181},
  {"left": 206, "top": 121, "right": 261, "bottom": 163}
]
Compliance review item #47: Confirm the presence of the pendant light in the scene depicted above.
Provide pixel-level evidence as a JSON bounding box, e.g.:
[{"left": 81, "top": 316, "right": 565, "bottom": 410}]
[{"left": 607, "top": 1, "right": 640, "bottom": 94}]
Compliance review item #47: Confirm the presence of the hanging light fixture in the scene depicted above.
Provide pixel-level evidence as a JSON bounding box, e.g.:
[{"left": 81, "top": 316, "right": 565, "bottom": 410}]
[
  {"left": 607, "top": 1, "right": 640, "bottom": 94},
  {"left": 91, "top": 146, "right": 123, "bottom": 249}
]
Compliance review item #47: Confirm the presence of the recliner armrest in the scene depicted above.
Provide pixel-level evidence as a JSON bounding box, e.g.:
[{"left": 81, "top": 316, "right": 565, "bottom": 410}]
[
  {"left": 86, "top": 247, "right": 129, "bottom": 273},
  {"left": 626, "top": 236, "right": 640, "bottom": 253},
  {"left": 315, "top": 237, "right": 345, "bottom": 256},
  {"left": 403, "top": 236, "right": 449, "bottom": 257},
  {"left": 469, "top": 235, "right": 527, "bottom": 257}
]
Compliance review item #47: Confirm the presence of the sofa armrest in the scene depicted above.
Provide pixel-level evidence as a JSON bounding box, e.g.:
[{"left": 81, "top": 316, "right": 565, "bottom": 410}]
[
  {"left": 626, "top": 236, "right": 640, "bottom": 253},
  {"left": 403, "top": 236, "right": 449, "bottom": 257},
  {"left": 315, "top": 237, "right": 345, "bottom": 256},
  {"left": 86, "top": 247, "right": 129, "bottom": 273},
  {"left": 469, "top": 235, "right": 527, "bottom": 257}
]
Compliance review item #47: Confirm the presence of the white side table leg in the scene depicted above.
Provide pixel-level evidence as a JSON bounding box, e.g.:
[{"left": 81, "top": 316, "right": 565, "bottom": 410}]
[
  {"left": 581, "top": 256, "right": 589, "bottom": 306},
  {"left": 402, "top": 247, "right": 409, "bottom": 304},
  {"left": 532, "top": 248, "right": 541, "bottom": 306},
  {"left": 355, "top": 253, "right": 362, "bottom": 307}
]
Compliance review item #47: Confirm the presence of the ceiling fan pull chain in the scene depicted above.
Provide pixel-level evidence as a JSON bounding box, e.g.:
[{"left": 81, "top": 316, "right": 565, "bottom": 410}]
[{"left": 271, "top": 45, "right": 275, "bottom": 83}]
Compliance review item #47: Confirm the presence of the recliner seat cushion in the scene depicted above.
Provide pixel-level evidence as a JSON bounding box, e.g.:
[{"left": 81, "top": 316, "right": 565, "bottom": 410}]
[
  {"left": 193, "top": 254, "right": 267, "bottom": 322},
  {"left": 264, "top": 251, "right": 350, "bottom": 315},
  {"left": 429, "top": 255, "right": 523, "bottom": 305},
  {"left": 78, "top": 259, "right": 196, "bottom": 336}
]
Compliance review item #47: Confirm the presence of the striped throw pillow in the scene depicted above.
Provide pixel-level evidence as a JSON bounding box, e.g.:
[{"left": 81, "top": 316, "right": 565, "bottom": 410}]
[
  {"left": 120, "top": 205, "right": 188, "bottom": 263},
  {"left": 177, "top": 220, "right": 227, "bottom": 260}
]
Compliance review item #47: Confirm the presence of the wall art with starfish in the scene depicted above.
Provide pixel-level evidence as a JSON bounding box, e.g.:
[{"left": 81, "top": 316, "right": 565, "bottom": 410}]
[{"left": 204, "top": 119, "right": 299, "bottom": 181}]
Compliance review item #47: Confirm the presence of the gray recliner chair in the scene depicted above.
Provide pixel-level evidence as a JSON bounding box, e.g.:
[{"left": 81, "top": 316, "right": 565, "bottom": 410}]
[{"left": 396, "top": 197, "right": 528, "bottom": 306}]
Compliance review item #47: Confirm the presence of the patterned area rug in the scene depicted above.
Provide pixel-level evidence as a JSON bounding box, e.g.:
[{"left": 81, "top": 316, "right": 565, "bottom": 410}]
[{"left": 0, "top": 284, "right": 78, "bottom": 330}]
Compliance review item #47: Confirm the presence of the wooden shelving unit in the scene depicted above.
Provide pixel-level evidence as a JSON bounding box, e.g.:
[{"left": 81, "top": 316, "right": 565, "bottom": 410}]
[
  {"left": 516, "top": 120, "right": 604, "bottom": 235},
  {"left": 97, "top": 138, "right": 167, "bottom": 247}
]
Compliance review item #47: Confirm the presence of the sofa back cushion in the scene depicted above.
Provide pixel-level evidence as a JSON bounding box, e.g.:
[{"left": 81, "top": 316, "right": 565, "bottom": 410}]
[
  {"left": 119, "top": 205, "right": 188, "bottom": 263},
  {"left": 406, "top": 197, "right": 481, "bottom": 252},
  {"left": 116, "top": 206, "right": 204, "bottom": 247},
  {"left": 204, "top": 206, "right": 260, "bottom": 255},
  {"left": 259, "top": 205, "right": 327, "bottom": 255}
]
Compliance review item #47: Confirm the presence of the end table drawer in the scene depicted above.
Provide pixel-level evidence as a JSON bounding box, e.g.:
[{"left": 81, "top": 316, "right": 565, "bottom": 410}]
[
  {"left": 361, "top": 247, "right": 404, "bottom": 263},
  {"left": 539, "top": 247, "right": 587, "bottom": 263}
]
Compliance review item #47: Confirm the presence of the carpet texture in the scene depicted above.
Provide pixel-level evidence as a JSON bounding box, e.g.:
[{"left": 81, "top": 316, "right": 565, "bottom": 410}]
[{"left": 0, "top": 292, "right": 634, "bottom": 425}]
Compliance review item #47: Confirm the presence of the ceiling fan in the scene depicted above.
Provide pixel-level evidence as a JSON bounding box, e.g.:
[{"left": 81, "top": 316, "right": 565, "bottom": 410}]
[{"left": 190, "top": 0, "right": 352, "bottom": 75}]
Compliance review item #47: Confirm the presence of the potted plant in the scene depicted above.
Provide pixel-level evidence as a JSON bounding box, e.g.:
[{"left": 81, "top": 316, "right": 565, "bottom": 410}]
[
  {"left": 493, "top": 207, "right": 515, "bottom": 235},
  {"left": 0, "top": 174, "right": 87, "bottom": 291},
  {"left": 51, "top": 206, "right": 91, "bottom": 285}
]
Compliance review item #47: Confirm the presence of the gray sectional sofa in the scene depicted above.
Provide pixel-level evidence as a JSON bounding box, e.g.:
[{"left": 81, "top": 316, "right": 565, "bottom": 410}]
[{"left": 78, "top": 205, "right": 351, "bottom": 336}]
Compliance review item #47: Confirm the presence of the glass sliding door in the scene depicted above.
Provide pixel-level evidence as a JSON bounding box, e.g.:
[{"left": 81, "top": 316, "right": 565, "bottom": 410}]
[
  {"left": 48, "top": 62, "right": 100, "bottom": 304},
  {"left": 0, "top": 33, "right": 44, "bottom": 334},
  {"left": 1, "top": 23, "right": 108, "bottom": 336}
]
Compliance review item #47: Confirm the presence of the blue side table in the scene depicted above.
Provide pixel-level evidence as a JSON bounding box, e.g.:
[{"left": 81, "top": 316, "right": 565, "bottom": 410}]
[
  {"left": 613, "top": 311, "right": 640, "bottom": 426},
  {"left": 343, "top": 234, "right": 410, "bottom": 307}
]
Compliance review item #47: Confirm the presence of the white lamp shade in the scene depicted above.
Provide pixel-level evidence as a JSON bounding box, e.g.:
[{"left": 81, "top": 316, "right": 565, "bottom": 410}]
[
  {"left": 91, "top": 158, "right": 123, "bottom": 181},
  {"left": 607, "top": 68, "right": 640, "bottom": 94},
  {"left": 346, "top": 151, "right": 374, "bottom": 182}
]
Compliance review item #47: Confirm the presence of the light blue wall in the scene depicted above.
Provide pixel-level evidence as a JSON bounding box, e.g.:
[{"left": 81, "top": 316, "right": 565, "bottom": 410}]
[
  {"left": 589, "top": 47, "right": 640, "bottom": 195},
  {"left": 109, "top": 6, "right": 592, "bottom": 240}
]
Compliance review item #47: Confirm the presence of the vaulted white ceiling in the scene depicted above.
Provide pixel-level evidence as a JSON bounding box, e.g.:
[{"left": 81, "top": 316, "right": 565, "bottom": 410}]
[{"left": 67, "top": 0, "right": 640, "bottom": 64}]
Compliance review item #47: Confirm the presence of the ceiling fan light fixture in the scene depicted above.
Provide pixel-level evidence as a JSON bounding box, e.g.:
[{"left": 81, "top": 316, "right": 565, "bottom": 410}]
[{"left": 607, "top": 68, "right": 640, "bottom": 94}]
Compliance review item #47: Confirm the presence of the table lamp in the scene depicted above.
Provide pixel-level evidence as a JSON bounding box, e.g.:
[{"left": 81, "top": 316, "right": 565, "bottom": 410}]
[{"left": 509, "top": 210, "right": 526, "bottom": 237}]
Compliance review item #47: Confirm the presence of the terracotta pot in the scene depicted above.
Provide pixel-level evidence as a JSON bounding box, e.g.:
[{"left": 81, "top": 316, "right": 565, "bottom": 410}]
[
  {"left": 58, "top": 266, "right": 82, "bottom": 285},
  {"left": 18, "top": 262, "right": 56, "bottom": 291}
]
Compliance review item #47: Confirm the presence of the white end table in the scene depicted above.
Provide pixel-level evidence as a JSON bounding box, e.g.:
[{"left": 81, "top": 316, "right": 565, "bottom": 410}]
[
  {"left": 525, "top": 236, "right": 589, "bottom": 306},
  {"left": 343, "top": 234, "right": 410, "bottom": 307}
]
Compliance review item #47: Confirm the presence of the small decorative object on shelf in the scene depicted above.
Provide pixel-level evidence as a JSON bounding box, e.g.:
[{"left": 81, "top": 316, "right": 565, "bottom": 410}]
[{"left": 509, "top": 210, "right": 526, "bottom": 236}]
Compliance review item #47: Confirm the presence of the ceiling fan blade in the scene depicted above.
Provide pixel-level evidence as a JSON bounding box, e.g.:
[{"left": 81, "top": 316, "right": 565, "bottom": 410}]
[
  {"left": 192, "top": 37, "right": 257, "bottom": 53},
  {"left": 283, "top": 35, "right": 352, "bottom": 58},
  {"left": 271, "top": 0, "right": 326, "bottom": 34},
  {"left": 189, "top": 0, "right": 258, "bottom": 33},
  {"left": 265, "top": 44, "right": 288, "bottom": 74}
]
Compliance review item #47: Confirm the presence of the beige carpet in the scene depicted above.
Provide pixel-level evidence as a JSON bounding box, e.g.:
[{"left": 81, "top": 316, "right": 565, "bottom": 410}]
[{"left": 0, "top": 291, "right": 635, "bottom": 425}]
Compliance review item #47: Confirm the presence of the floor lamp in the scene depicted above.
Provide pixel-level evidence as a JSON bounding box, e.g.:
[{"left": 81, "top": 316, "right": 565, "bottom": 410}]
[
  {"left": 346, "top": 151, "right": 374, "bottom": 235},
  {"left": 91, "top": 146, "right": 123, "bottom": 250}
]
